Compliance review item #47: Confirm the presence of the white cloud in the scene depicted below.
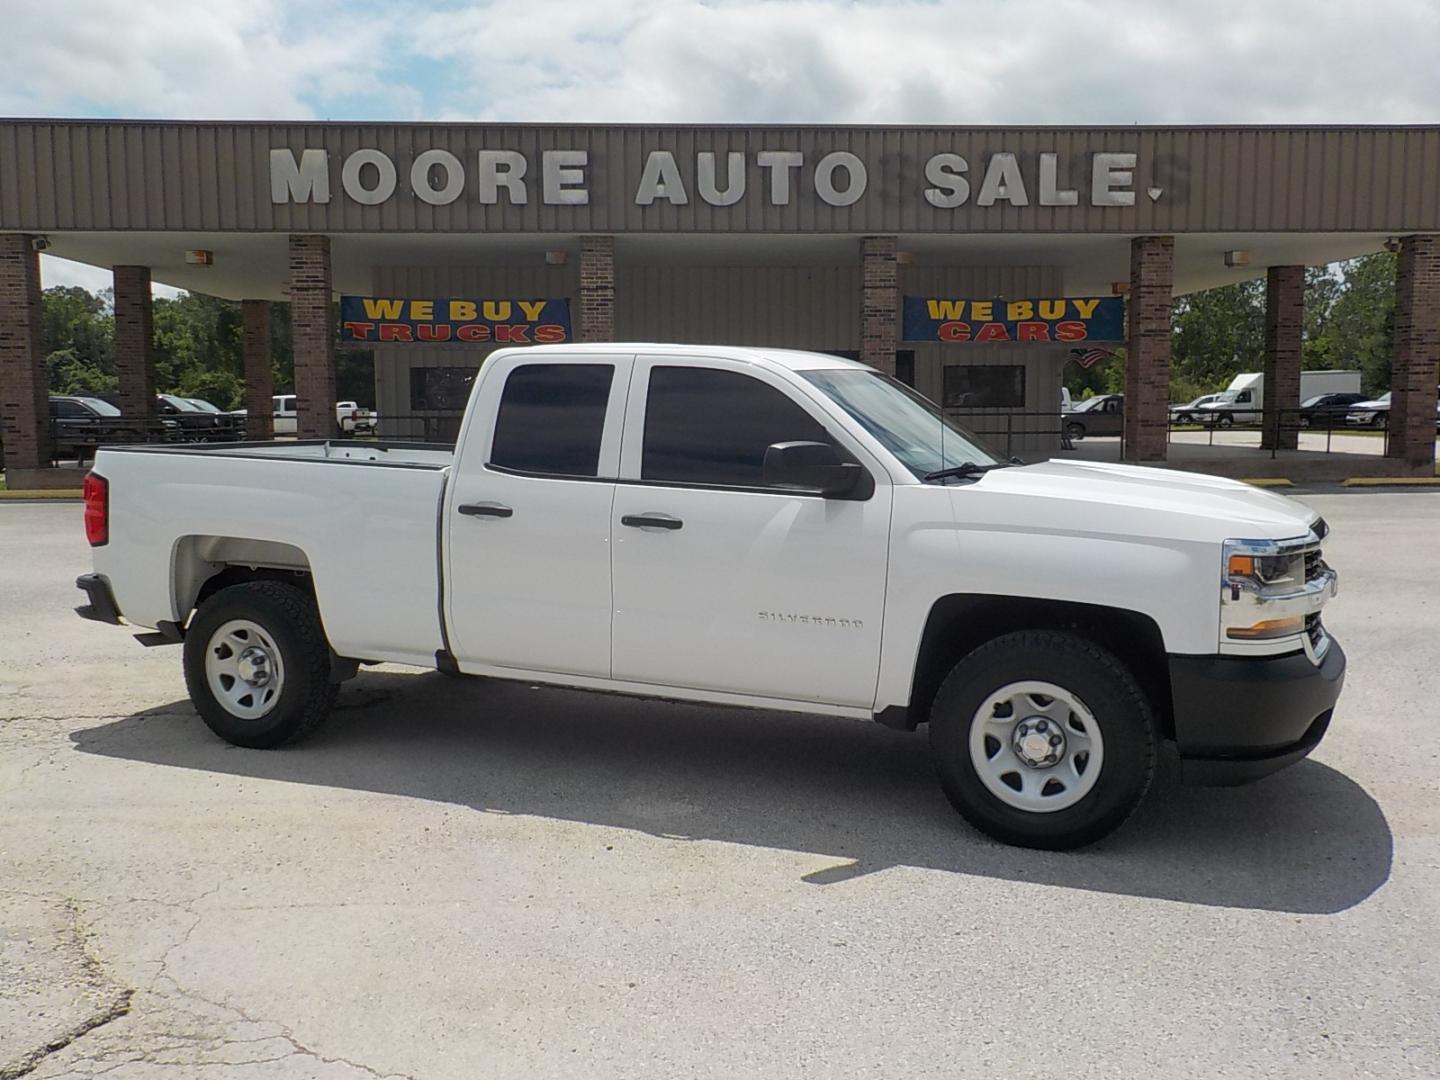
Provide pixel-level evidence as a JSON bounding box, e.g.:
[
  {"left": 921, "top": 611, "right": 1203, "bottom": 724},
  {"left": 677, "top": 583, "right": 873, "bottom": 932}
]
[
  {"left": 0, "top": 0, "right": 1435, "bottom": 124},
  {"left": 410, "top": 0, "right": 1440, "bottom": 124},
  {"left": 0, "top": 0, "right": 415, "bottom": 119},
  {"left": 41, "top": 255, "right": 182, "bottom": 299}
]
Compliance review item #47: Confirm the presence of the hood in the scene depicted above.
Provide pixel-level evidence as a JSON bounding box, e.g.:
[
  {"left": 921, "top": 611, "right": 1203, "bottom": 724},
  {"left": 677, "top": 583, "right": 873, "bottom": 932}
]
[{"left": 957, "top": 460, "right": 1319, "bottom": 545}]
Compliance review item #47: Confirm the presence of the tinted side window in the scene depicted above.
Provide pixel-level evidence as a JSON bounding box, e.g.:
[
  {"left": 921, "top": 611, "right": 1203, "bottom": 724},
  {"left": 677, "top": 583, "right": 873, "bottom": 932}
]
[
  {"left": 642, "top": 366, "right": 829, "bottom": 487},
  {"left": 490, "top": 363, "right": 614, "bottom": 478}
]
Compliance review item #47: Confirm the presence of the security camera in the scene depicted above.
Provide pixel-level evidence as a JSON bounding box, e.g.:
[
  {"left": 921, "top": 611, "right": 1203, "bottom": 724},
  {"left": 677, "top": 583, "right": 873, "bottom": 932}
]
[
  {"left": 31, "top": 236, "right": 50, "bottom": 251},
  {"left": 1384, "top": 237, "right": 1402, "bottom": 253}
]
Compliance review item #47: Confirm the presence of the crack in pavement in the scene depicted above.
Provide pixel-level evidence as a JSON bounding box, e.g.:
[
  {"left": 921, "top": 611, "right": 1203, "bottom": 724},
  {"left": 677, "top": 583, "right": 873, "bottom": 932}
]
[{"left": 0, "top": 901, "right": 134, "bottom": 1080}]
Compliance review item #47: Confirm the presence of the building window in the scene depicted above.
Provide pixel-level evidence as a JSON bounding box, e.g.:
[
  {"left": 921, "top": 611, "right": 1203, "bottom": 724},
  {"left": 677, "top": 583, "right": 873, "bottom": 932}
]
[
  {"left": 410, "top": 366, "right": 480, "bottom": 412},
  {"left": 943, "top": 364, "right": 1026, "bottom": 409},
  {"left": 489, "top": 364, "right": 614, "bottom": 477},
  {"left": 641, "top": 366, "right": 830, "bottom": 487}
]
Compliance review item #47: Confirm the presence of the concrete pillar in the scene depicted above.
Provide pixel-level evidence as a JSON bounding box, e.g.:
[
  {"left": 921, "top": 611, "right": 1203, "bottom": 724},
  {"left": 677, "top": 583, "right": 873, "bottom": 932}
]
[
  {"left": 0, "top": 233, "right": 49, "bottom": 471},
  {"left": 1123, "top": 235, "right": 1174, "bottom": 462},
  {"left": 113, "top": 265, "right": 155, "bottom": 418},
  {"left": 1387, "top": 234, "right": 1440, "bottom": 469},
  {"left": 860, "top": 236, "right": 898, "bottom": 376},
  {"left": 1261, "top": 265, "right": 1305, "bottom": 451},
  {"left": 288, "top": 235, "right": 336, "bottom": 439},
  {"left": 241, "top": 300, "right": 274, "bottom": 440},
  {"left": 579, "top": 235, "right": 615, "bottom": 342}
]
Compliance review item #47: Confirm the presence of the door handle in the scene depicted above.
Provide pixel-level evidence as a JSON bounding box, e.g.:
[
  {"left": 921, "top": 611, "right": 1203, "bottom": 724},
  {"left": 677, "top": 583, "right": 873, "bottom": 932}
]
[
  {"left": 621, "top": 513, "right": 683, "bottom": 531},
  {"left": 458, "top": 502, "right": 514, "bottom": 518}
]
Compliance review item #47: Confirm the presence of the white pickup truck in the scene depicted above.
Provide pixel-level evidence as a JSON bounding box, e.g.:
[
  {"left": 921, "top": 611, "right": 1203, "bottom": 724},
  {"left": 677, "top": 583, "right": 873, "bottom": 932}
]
[{"left": 75, "top": 344, "right": 1345, "bottom": 849}]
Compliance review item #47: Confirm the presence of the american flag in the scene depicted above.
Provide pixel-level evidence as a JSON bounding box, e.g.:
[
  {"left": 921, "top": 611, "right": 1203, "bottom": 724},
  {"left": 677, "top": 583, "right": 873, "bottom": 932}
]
[{"left": 1070, "top": 347, "right": 1116, "bottom": 369}]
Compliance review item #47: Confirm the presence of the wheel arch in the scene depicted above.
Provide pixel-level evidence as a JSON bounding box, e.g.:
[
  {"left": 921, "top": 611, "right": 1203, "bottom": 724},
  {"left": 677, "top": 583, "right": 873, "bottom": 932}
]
[
  {"left": 172, "top": 535, "right": 315, "bottom": 623},
  {"left": 890, "top": 594, "right": 1174, "bottom": 739}
]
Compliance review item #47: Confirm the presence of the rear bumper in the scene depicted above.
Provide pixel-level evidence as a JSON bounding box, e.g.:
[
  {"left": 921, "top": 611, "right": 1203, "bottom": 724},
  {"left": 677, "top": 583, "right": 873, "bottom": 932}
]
[
  {"left": 75, "top": 573, "right": 122, "bottom": 625},
  {"left": 1169, "top": 639, "right": 1346, "bottom": 786}
]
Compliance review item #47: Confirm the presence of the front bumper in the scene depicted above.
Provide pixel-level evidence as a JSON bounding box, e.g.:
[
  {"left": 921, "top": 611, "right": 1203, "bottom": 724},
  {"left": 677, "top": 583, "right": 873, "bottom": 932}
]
[{"left": 1169, "top": 638, "right": 1346, "bottom": 785}]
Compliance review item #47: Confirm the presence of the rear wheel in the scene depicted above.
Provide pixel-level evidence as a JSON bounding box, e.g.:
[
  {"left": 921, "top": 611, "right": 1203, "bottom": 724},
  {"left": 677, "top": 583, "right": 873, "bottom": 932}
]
[
  {"left": 182, "top": 581, "right": 337, "bottom": 748},
  {"left": 928, "top": 631, "right": 1155, "bottom": 850}
]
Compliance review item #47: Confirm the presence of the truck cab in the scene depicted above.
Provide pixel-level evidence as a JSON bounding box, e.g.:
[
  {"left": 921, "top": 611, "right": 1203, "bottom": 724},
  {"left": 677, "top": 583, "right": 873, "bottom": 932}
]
[{"left": 76, "top": 344, "right": 1345, "bottom": 851}]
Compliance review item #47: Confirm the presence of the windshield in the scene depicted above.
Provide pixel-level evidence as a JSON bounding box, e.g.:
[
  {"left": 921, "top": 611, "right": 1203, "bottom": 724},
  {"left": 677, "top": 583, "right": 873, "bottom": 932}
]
[
  {"left": 798, "top": 369, "right": 1000, "bottom": 479},
  {"left": 1071, "top": 396, "right": 1108, "bottom": 413},
  {"left": 185, "top": 398, "right": 222, "bottom": 413},
  {"left": 159, "top": 393, "right": 199, "bottom": 411},
  {"left": 77, "top": 397, "right": 121, "bottom": 417}
]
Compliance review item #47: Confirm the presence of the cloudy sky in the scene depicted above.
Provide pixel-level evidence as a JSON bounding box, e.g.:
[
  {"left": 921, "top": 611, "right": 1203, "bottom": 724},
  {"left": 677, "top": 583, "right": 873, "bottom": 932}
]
[{"left": 8, "top": 0, "right": 1438, "bottom": 291}]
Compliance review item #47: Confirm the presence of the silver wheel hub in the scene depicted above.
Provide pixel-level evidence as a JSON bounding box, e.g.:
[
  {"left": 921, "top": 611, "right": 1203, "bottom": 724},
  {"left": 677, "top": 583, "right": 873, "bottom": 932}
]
[
  {"left": 204, "top": 619, "right": 285, "bottom": 721},
  {"left": 1014, "top": 718, "right": 1065, "bottom": 767},
  {"left": 236, "top": 646, "right": 273, "bottom": 687},
  {"left": 969, "top": 680, "right": 1105, "bottom": 814}
]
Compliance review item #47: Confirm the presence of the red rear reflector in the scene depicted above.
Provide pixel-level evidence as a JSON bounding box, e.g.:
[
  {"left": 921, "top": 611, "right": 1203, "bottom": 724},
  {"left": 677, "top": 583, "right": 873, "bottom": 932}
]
[{"left": 83, "top": 472, "right": 109, "bottom": 546}]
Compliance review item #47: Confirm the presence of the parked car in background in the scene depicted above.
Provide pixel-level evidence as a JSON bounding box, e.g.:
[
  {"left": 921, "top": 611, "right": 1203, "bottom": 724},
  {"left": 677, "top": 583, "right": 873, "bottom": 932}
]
[
  {"left": 1346, "top": 392, "right": 1391, "bottom": 428},
  {"left": 49, "top": 395, "right": 175, "bottom": 462},
  {"left": 1199, "top": 370, "right": 1362, "bottom": 427},
  {"left": 1060, "top": 387, "right": 1073, "bottom": 414},
  {"left": 1064, "top": 393, "right": 1124, "bottom": 440},
  {"left": 1169, "top": 394, "right": 1221, "bottom": 423},
  {"left": 336, "top": 401, "right": 379, "bottom": 435},
  {"left": 1298, "top": 392, "right": 1368, "bottom": 428},
  {"left": 267, "top": 395, "right": 378, "bottom": 436},
  {"left": 156, "top": 394, "right": 240, "bottom": 441}
]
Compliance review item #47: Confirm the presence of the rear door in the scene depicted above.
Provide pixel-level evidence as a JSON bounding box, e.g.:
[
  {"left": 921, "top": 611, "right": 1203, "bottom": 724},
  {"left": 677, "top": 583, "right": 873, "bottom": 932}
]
[
  {"left": 444, "top": 352, "right": 633, "bottom": 677},
  {"left": 608, "top": 355, "right": 891, "bottom": 708}
]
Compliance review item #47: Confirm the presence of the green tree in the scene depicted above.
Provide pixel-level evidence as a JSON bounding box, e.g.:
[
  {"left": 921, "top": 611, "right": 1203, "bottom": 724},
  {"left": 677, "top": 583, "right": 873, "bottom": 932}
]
[
  {"left": 1324, "top": 253, "right": 1396, "bottom": 395},
  {"left": 1171, "top": 280, "right": 1266, "bottom": 392}
]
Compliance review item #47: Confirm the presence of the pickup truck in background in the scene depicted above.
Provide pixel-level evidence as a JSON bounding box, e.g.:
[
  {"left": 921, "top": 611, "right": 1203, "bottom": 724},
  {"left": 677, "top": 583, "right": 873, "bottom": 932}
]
[{"left": 75, "top": 345, "right": 1345, "bottom": 850}]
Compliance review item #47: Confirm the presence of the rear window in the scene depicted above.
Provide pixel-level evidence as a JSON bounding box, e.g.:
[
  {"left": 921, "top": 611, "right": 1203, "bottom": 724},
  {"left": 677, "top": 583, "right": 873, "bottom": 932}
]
[{"left": 489, "top": 364, "right": 614, "bottom": 478}]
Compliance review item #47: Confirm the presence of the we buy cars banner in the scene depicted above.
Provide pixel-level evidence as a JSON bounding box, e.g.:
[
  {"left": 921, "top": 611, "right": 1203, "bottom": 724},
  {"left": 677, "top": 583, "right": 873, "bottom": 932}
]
[
  {"left": 903, "top": 295, "right": 1125, "bottom": 344},
  {"left": 339, "top": 296, "right": 572, "bottom": 344}
]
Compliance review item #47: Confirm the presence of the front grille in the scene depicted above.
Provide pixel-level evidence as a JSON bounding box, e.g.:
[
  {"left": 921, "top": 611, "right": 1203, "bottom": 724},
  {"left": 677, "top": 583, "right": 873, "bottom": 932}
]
[
  {"left": 1305, "top": 547, "right": 1322, "bottom": 582},
  {"left": 1306, "top": 612, "right": 1324, "bottom": 646}
]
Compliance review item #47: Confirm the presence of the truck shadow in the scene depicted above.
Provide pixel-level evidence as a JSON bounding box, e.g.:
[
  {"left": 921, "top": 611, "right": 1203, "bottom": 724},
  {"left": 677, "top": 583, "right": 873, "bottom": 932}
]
[{"left": 71, "top": 669, "right": 1392, "bottom": 915}]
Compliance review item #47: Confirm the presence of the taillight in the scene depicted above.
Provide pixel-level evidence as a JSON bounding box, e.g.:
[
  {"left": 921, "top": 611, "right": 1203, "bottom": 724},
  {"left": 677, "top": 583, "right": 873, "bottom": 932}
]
[{"left": 83, "top": 472, "right": 109, "bottom": 546}]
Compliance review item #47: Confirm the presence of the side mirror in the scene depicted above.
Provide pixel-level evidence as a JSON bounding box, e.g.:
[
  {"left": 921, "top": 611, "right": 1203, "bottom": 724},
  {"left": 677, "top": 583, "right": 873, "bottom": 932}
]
[{"left": 763, "top": 441, "right": 861, "bottom": 497}]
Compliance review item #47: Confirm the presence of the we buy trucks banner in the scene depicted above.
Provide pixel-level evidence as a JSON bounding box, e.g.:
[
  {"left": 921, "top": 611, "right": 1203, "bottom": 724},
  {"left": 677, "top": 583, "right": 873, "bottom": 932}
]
[
  {"left": 339, "top": 296, "right": 572, "bottom": 344},
  {"left": 903, "top": 295, "right": 1125, "bottom": 344}
]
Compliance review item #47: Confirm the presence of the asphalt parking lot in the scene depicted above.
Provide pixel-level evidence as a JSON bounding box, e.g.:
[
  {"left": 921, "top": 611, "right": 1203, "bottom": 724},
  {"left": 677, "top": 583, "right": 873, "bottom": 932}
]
[{"left": 2, "top": 493, "right": 1438, "bottom": 1079}]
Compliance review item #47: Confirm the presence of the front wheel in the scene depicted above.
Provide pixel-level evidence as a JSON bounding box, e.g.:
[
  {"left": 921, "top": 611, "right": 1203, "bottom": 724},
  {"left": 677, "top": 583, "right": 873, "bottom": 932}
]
[
  {"left": 1217, "top": 413, "right": 1234, "bottom": 429},
  {"left": 928, "top": 631, "right": 1155, "bottom": 850},
  {"left": 1065, "top": 421, "right": 1085, "bottom": 442},
  {"left": 182, "top": 581, "right": 338, "bottom": 748}
]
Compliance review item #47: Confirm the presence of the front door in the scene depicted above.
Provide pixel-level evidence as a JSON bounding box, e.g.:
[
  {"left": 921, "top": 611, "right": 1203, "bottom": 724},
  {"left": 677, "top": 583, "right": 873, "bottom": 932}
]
[
  {"left": 609, "top": 356, "right": 892, "bottom": 709},
  {"left": 445, "top": 352, "right": 632, "bottom": 678}
]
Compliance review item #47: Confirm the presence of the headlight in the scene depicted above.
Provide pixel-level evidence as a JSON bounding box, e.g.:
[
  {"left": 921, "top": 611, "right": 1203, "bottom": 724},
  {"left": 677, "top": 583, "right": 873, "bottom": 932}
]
[{"left": 1220, "top": 534, "right": 1334, "bottom": 653}]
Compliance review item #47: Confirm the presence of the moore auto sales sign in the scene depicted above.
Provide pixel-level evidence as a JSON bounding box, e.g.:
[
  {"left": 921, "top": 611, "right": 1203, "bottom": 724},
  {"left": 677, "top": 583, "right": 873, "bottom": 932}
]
[{"left": 270, "top": 144, "right": 1164, "bottom": 212}]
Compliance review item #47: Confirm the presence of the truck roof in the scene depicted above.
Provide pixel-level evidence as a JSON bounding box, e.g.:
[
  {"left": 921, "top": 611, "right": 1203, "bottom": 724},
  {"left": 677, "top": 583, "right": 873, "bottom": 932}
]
[{"left": 486, "top": 343, "right": 874, "bottom": 373}]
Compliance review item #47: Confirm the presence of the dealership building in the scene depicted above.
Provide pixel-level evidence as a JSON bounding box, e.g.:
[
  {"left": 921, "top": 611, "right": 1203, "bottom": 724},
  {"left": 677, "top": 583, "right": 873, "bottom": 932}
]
[{"left": 2, "top": 121, "right": 1438, "bottom": 484}]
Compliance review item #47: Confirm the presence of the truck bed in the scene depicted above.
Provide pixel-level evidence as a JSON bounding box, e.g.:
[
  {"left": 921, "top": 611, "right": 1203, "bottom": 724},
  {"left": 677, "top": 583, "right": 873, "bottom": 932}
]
[{"left": 89, "top": 440, "right": 452, "bottom": 667}]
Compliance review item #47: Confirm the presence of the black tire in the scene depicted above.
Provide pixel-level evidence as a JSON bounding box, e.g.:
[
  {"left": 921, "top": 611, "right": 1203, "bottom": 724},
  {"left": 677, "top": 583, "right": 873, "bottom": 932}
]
[
  {"left": 182, "top": 581, "right": 338, "bottom": 749},
  {"left": 928, "top": 630, "right": 1155, "bottom": 850},
  {"left": 1217, "top": 413, "right": 1234, "bottom": 429},
  {"left": 1064, "top": 421, "right": 1085, "bottom": 442}
]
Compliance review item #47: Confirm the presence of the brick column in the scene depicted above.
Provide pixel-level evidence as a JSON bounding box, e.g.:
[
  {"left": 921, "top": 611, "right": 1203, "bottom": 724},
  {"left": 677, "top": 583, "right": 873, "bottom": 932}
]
[
  {"left": 113, "top": 265, "right": 155, "bottom": 418},
  {"left": 241, "top": 300, "right": 274, "bottom": 440},
  {"left": 1123, "top": 236, "right": 1174, "bottom": 462},
  {"left": 860, "top": 236, "right": 898, "bottom": 376},
  {"left": 0, "top": 234, "right": 49, "bottom": 470},
  {"left": 579, "top": 235, "right": 615, "bottom": 342},
  {"left": 1261, "top": 265, "right": 1305, "bottom": 451},
  {"left": 1388, "top": 235, "right": 1440, "bottom": 469},
  {"left": 288, "top": 235, "right": 336, "bottom": 439}
]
